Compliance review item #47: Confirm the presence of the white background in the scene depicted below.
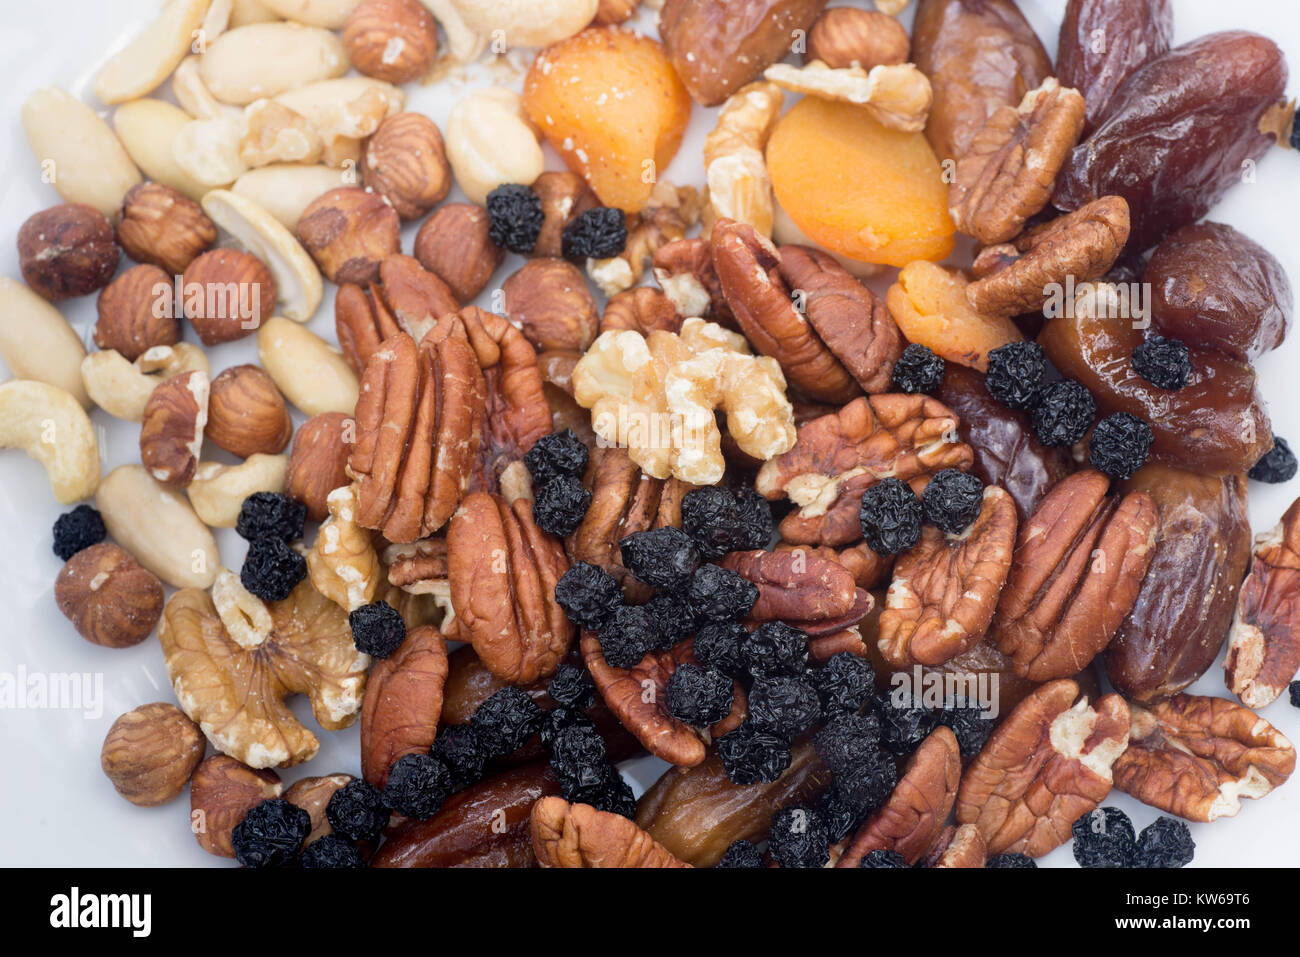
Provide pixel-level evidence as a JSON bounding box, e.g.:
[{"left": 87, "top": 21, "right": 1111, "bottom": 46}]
[{"left": 0, "top": 0, "right": 1298, "bottom": 867}]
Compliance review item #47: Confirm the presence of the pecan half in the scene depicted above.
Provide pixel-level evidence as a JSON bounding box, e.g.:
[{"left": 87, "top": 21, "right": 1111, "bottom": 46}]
[
  {"left": 878, "top": 485, "right": 1017, "bottom": 668},
  {"left": 335, "top": 254, "right": 459, "bottom": 375},
  {"left": 949, "top": 78, "right": 1087, "bottom": 245},
  {"left": 446, "top": 492, "right": 573, "bottom": 684},
  {"left": 721, "top": 548, "right": 857, "bottom": 623},
  {"left": 837, "top": 725, "right": 961, "bottom": 867},
  {"left": 360, "top": 625, "right": 449, "bottom": 789},
  {"left": 348, "top": 330, "right": 486, "bottom": 542},
  {"left": 1114, "top": 694, "right": 1295, "bottom": 823},
  {"left": 1225, "top": 497, "right": 1300, "bottom": 708},
  {"left": 653, "top": 236, "right": 735, "bottom": 327},
  {"left": 955, "top": 679, "right": 1131, "bottom": 858},
  {"left": 965, "top": 195, "right": 1130, "bottom": 317},
  {"left": 919, "top": 823, "right": 987, "bottom": 869},
  {"left": 991, "top": 470, "right": 1157, "bottom": 682},
  {"left": 582, "top": 632, "right": 746, "bottom": 768},
  {"left": 756, "top": 394, "right": 974, "bottom": 546},
  {"left": 531, "top": 796, "right": 691, "bottom": 868},
  {"left": 774, "top": 541, "right": 894, "bottom": 590}
]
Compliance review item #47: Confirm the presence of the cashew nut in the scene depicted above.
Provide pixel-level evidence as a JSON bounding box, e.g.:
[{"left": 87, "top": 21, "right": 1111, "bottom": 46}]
[
  {"left": 187, "top": 454, "right": 289, "bottom": 528},
  {"left": 0, "top": 381, "right": 101, "bottom": 504},
  {"left": 114, "top": 99, "right": 213, "bottom": 201},
  {"left": 419, "top": 0, "right": 481, "bottom": 62},
  {"left": 198, "top": 22, "right": 349, "bottom": 106},
  {"left": 257, "top": 316, "right": 358, "bottom": 415},
  {"left": 445, "top": 87, "right": 544, "bottom": 205},
  {"left": 258, "top": 0, "right": 362, "bottom": 28},
  {"left": 96, "top": 465, "right": 221, "bottom": 589},
  {"left": 95, "top": 0, "right": 211, "bottom": 105},
  {"left": 230, "top": 0, "right": 279, "bottom": 27},
  {"left": 82, "top": 344, "right": 212, "bottom": 422},
  {"left": 0, "top": 277, "right": 90, "bottom": 408},
  {"left": 449, "top": 0, "right": 599, "bottom": 50}
]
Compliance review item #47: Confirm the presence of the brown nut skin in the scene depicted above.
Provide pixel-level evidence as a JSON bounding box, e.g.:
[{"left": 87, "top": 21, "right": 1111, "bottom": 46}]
[
  {"left": 284, "top": 773, "right": 355, "bottom": 847},
  {"left": 636, "top": 737, "right": 832, "bottom": 867},
  {"left": 531, "top": 796, "right": 692, "bottom": 867},
  {"left": 774, "top": 541, "right": 893, "bottom": 591},
  {"left": 297, "top": 187, "right": 401, "bottom": 285},
  {"left": 140, "top": 369, "right": 209, "bottom": 487},
  {"left": 116, "top": 182, "right": 217, "bottom": 275},
  {"left": 343, "top": 0, "right": 438, "bottom": 85},
  {"left": 413, "top": 203, "right": 502, "bottom": 303},
  {"left": 837, "top": 726, "right": 961, "bottom": 867},
  {"left": 205, "top": 364, "right": 292, "bottom": 458},
  {"left": 181, "top": 248, "right": 276, "bottom": 345},
  {"left": 955, "top": 679, "right": 1131, "bottom": 858},
  {"left": 532, "top": 171, "right": 600, "bottom": 260},
  {"left": 360, "top": 625, "right": 449, "bottom": 789},
  {"left": 334, "top": 255, "right": 460, "bottom": 376},
  {"left": 911, "top": 0, "right": 1052, "bottom": 163},
  {"left": 373, "top": 762, "right": 562, "bottom": 867},
  {"left": 806, "top": 7, "right": 909, "bottom": 71},
  {"left": 287, "top": 412, "right": 355, "bottom": 522},
  {"left": 502, "top": 258, "right": 600, "bottom": 354},
  {"left": 654, "top": 236, "right": 736, "bottom": 328},
  {"left": 101, "top": 702, "right": 205, "bottom": 807},
  {"left": 56, "top": 542, "right": 164, "bottom": 649},
  {"left": 1114, "top": 694, "right": 1295, "bottom": 822},
  {"left": 919, "top": 822, "right": 987, "bottom": 868},
  {"left": 94, "top": 263, "right": 180, "bottom": 361},
  {"left": 721, "top": 548, "right": 858, "bottom": 624},
  {"left": 1104, "top": 464, "right": 1252, "bottom": 703},
  {"left": 189, "top": 755, "right": 283, "bottom": 858},
  {"left": 17, "top": 203, "right": 119, "bottom": 301},
  {"left": 602, "top": 286, "right": 682, "bottom": 337},
  {"left": 659, "top": 0, "right": 830, "bottom": 107},
  {"left": 595, "top": 0, "right": 640, "bottom": 25},
  {"left": 361, "top": 113, "right": 451, "bottom": 221}
]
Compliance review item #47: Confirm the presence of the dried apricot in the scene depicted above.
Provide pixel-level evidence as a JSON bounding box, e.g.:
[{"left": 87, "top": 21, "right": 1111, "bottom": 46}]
[
  {"left": 885, "top": 262, "right": 1021, "bottom": 371},
  {"left": 766, "top": 97, "right": 955, "bottom": 268}
]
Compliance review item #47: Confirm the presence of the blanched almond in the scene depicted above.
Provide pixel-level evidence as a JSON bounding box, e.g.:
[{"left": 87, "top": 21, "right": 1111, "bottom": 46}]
[
  {"left": 0, "top": 277, "right": 90, "bottom": 408},
  {"left": 199, "top": 22, "right": 349, "bottom": 106},
  {"left": 113, "top": 99, "right": 212, "bottom": 201},
  {"left": 95, "top": 0, "right": 212, "bottom": 105},
  {"left": 258, "top": 316, "right": 359, "bottom": 416}
]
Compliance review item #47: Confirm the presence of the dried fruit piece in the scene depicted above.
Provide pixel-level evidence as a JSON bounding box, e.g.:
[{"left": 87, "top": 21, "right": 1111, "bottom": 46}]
[{"left": 885, "top": 262, "right": 1022, "bottom": 371}]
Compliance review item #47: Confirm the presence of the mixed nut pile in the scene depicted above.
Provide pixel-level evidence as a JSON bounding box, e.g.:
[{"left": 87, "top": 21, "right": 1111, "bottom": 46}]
[{"left": 7, "top": 0, "right": 1300, "bottom": 869}]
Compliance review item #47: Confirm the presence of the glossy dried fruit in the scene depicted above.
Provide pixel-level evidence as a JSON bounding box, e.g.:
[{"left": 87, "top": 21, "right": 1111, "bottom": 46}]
[{"left": 885, "top": 261, "right": 1022, "bottom": 371}]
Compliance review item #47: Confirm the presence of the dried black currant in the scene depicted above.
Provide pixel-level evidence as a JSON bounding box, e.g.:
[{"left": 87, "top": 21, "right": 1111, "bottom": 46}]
[
  {"left": 743, "top": 621, "right": 809, "bottom": 678},
  {"left": 717, "top": 722, "right": 793, "bottom": 785},
  {"left": 984, "top": 341, "right": 1046, "bottom": 411},
  {"left": 299, "top": 833, "right": 366, "bottom": 869},
  {"left": 348, "top": 600, "right": 407, "bottom": 658},
  {"left": 664, "top": 663, "right": 734, "bottom": 726},
  {"left": 891, "top": 343, "right": 946, "bottom": 394},
  {"left": 716, "top": 840, "right": 765, "bottom": 868},
  {"left": 326, "top": 779, "right": 390, "bottom": 843},
  {"left": 1131, "top": 334, "right": 1192, "bottom": 391},
  {"left": 874, "top": 693, "right": 938, "bottom": 756},
  {"left": 1088, "top": 412, "right": 1153, "bottom": 480},
  {"left": 733, "top": 488, "right": 775, "bottom": 551},
  {"left": 554, "top": 562, "right": 623, "bottom": 630},
  {"left": 1249, "top": 435, "right": 1298, "bottom": 484},
  {"left": 921, "top": 468, "right": 984, "bottom": 534},
  {"left": 231, "top": 798, "right": 311, "bottom": 868},
  {"left": 547, "top": 663, "right": 595, "bottom": 709},
  {"left": 747, "top": 674, "right": 822, "bottom": 738},
  {"left": 811, "top": 652, "right": 875, "bottom": 715},
  {"left": 596, "top": 603, "right": 659, "bottom": 668},
  {"left": 831, "top": 750, "right": 897, "bottom": 816},
  {"left": 986, "top": 852, "right": 1037, "bottom": 869},
  {"left": 1031, "top": 379, "right": 1096, "bottom": 448},
  {"left": 533, "top": 475, "right": 592, "bottom": 538},
  {"left": 485, "top": 183, "right": 544, "bottom": 254},
  {"left": 581, "top": 766, "right": 637, "bottom": 819},
  {"left": 52, "top": 504, "right": 106, "bottom": 561},
  {"left": 1290, "top": 681, "right": 1300, "bottom": 709},
  {"left": 642, "top": 590, "right": 698, "bottom": 649},
  {"left": 860, "top": 477, "right": 924, "bottom": 554},
  {"left": 687, "top": 563, "right": 758, "bottom": 622},
  {"left": 471, "top": 687, "right": 544, "bottom": 757},
  {"left": 1071, "top": 806, "right": 1138, "bottom": 868},
  {"left": 524, "top": 429, "right": 589, "bottom": 487},
  {"left": 236, "top": 491, "right": 307, "bottom": 542},
  {"left": 817, "top": 787, "right": 864, "bottom": 844},
  {"left": 1134, "top": 816, "right": 1195, "bottom": 868},
  {"left": 767, "top": 806, "right": 830, "bottom": 869},
  {"left": 858, "top": 849, "right": 908, "bottom": 868},
  {"left": 692, "top": 619, "right": 749, "bottom": 676},
  {"left": 549, "top": 723, "right": 608, "bottom": 797},
  {"left": 937, "top": 707, "right": 995, "bottom": 759},
  {"left": 561, "top": 206, "right": 627, "bottom": 259},
  {"left": 382, "top": 753, "right": 452, "bottom": 820},
  {"left": 239, "top": 536, "right": 307, "bottom": 602},
  {"left": 539, "top": 705, "right": 596, "bottom": 751},
  {"left": 431, "top": 724, "right": 490, "bottom": 791},
  {"left": 619, "top": 526, "right": 701, "bottom": 590},
  {"left": 814, "top": 712, "right": 882, "bottom": 777},
  {"left": 681, "top": 486, "right": 771, "bottom": 559}
]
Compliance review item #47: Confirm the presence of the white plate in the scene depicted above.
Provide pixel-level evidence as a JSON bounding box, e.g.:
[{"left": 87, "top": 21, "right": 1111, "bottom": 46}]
[{"left": 1, "top": 0, "right": 1298, "bottom": 867}]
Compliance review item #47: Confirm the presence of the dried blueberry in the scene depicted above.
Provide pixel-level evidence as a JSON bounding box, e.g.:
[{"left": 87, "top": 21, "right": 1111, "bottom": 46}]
[
  {"left": 1134, "top": 816, "right": 1195, "bottom": 868},
  {"left": 580, "top": 766, "right": 637, "bottom": 819},
  {"left": 984, "top": 341, "right": 1046, "bottom": 411},
  {"left": 1088, "top": 412, "right": 1153, "bottom": 480},
  {"left": 813, "top": 712, "right": 882, "bottom": 777},
  {"left": 236, "top": 491, "right": 306, "bottom": 542},
  {"left": 921, "top": 468, "right": 984, "bottom": 534},
  {"left": 1132, "top": 334, "right": 1192, "bottom": 391},
  {"left": 858, "top": 849, "right": 907, "bottom": 868},
  {"left": 831, "top": 750, "right": 897, "bottom": 816},
  {"left": 348, "top": 600, "right": 406, "bottom": 658},
  {"left": 549, "top": 723, "right": 608, "bottom": 797},
  {"left": 665, "top": 663, "right": 734, "bottom": 727},
  {"left": 231, "top": 798, "right": 311, "bottom": 868},
  {"left": 748, "top": 674, "right": 821, "bottom": 738},
  {"left": 1031, "top": 379, "right": 1096, "bottom": 447},
  {"left": 382, "top": 753, "right": 452, "bottom": 820},
  {"left": 817, "top": 787, "right": 864, "bottom": 844},
  {"left": 471, "top": 687, "right": 544, "bottom": 757},
  {"left": 716, "top": 840, "right": 765, "bottom": 869},
  {"left": 860, "top": 477, "right": 924, "bottom": 555},
  {"left": 596, "top": 603, "right": 659, "bottom": 668},
  {"left": 986, "top": 852, "right": 1037, "bottom": 869},
  {"left": 687, "top": 563, "right": 758, "bottom": 622},
  {"left": 431, "top": 724, "right": 490, "bottom": 791},
  {"left": 1071, "top": 806, "right": 1137, "bottom": 868},
  {"left": 533, "top": 475, "right": 592, "bottom": 537},
  {"left": 811, "top": 652, "right": 875, "bottom": 715},
  {"left": 326, "top": 779, "right": 389, "bottom": 843},
  {"left": 743, "top": 621, "right": 809, "bottom": 678},
  {"left": 768, "top": 806, "right": 829, "bottom": 869},
  {"left": 733, "top": 488, "right": 775, "bottom": 551},
  {"left": 717, "top": 722, "right": 792, "bottom": 785},
  {"left": 539, "top": 705, "right": 596, "bottom": 751},
  {"left": 681, "top": 486, "right": 771, "bottom": 559},
  {"left": 52, "top": 505, "right": 106, "bottom": 561},
  {"left": 524, "top": 429, "right": 589, "bottom": 487},
  {"left": 239, "top": 536, "right": 307, "bottom": 602},
  {"left": 561, "top": 206, "right": 627, "bottom": 259},
  {"left": 874, "top": 693, "right": 938, "bottom": 756},
  {"left": 692, "top": 619, "right": 749, "bottom": 677},
  {"left": 642, "top": 590, "right": 697, "bottom": 649},
  {"left": 937, "top": 707, "right": 995, "bottom": 759},
  {"left": 619, "top": 526, "right": 700, "bottom": 590},
  {"left": 485, "top": 183, "right": 543, "bottom": 254},
  {"left": 299, "top": 833, "right": 366, "bottom": 869},
  {"left": 891, "top": 343, "right": 946, "bottom": 395},
  {"left": 1249, "top": 436, "right": 1298, "bottom": 484},
  {"left": 1291, "top": 681, "right": 1300, "bottom": 709},
  {"left": 555, "top": 562, "right": 622, "bottom": 630},
  {"left": 547, "top": 663, "right": 595, "bottom": 709}
]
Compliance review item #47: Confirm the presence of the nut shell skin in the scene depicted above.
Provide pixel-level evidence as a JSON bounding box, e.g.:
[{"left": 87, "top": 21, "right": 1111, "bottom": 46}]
[
  {"left": 17, "top": 203, "right": 119, "bottom": 301},
  {"left": 343, "top": 0, "right": 438, "bottom": 85},
  {"left": 361, "top": 112, "right": 451, "bottom": 220},
  {"left": 205, "top": 364, "right": 293, "bottom": 459},
  {"left": 189, "top": 755, "right": 283, "bottom": 858},
  {"left": 117, "top": 182, "right": 217, "bottom": 275},
  {"left": 181, "top": 248, "right": 277, "bottom": 345},
  {"left": 806, "top": 7, "right": 909, "bottom": 71},
  {"left": 94, "top": 263, "right": 180, "bottom": 361},
  {"left": 297, "top": 186, "right": 401, "bottom": 285},
  {"left": 55, "top": 543, "right": 164, "bottom": 649},
  {"left": 101, "top": 702, "right": 205, "bottom": 807}
]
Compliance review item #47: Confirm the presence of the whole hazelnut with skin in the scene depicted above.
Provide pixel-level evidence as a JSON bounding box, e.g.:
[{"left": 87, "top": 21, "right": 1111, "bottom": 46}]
[
  {"left": 181, "top": 248, "right": 276, "bottom": 345},
  {"left": 17, "top": 203, "right": 119, "bottom": 300},
  {"left": 532, "top": 171, "right": 600, "bottom": 259},
  {"left": 55, "top": 543, "right": 164, "bottom": 648},
  {"left": 139, "top": 369, "right": 210, "bottom": 487},
  {"left": 205, "top": 364, "right": 293, "bottom": 458},
  {"left": 117, "top": 182, "right": 217, "bottom": 275},
  {"left": 502, "top": 258, "right": 599, "bottom": 353},
  {"left": 190, "top": 755, "right": 283, "bottom": 858},
  {"left": 297, "top": 187, "right": 401, "bottom": 285},
  {"left": 343, "top": 0, "right": 438, "bottom": 85},
  {"left": 101, "top": 703, "right": 205, "bottom": 807},
  {"left": 412, "top": 203, "right": 503, "bottom": 302},
  {"left": 361, "top": 113, "right": 452, "bottom": 221},
  {"left": 286, "top": 412, "right": 355, "bottom": 522},
  {"left": 95, "top": 263, "right": 180, "bottom": 361},
  {"left": 805, "top": 7, "right": 910, "bottom": 71}
]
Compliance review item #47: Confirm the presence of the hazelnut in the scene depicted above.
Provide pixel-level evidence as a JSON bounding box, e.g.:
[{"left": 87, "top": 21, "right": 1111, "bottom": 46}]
[
  {"left": 286, "top": 412, "right": 355, "bottom": 522},
  {"left": 343, "top": 0, "right": 438, "bottom": 85},
  {"left": 502, "top": 258, "right": 599, "bottom": 353},
  {"left": 206, "top": 364, "right": 293, "bottom": 458},
  {"left": 297, "top": 187, "right": 401, "bottom": 285},
  {"left": 532, "top": 171, "right": 600, "bottom": 259},
  {"left": 17, "top": 203, "right": 119, "bottom": 301},
  {"left": 190, "top": 755, "right": 283, "bottom": 858},
  {"left": 94, "top": 263, "right": 180, "bottom": 361},
  {"left": 140, "top": 369, "right": 209, "bottom": 487},
  {"left": 595, "top": 0, "right": 640, "bottom": 25},
  {"left": 806, "top": 7, "right": 911, "bottom": 71},
  {"left": 181, "top": 248, "right": 277, "bottom": 345},
  {"left": 101, "top": 703, "right": 205, "bottom": 807},
  {"left": 412, "top": 203, "right": 503, "bottom": 302},
  {"left": 54, "top": 543, "right": 164, "bottom": 649},
  {"left": 361, "top": 112, "right": 452, "bottom": 221},
  {"left": 117, "top": 182, "right": 217, "bottom": 275}
]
